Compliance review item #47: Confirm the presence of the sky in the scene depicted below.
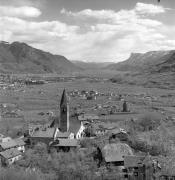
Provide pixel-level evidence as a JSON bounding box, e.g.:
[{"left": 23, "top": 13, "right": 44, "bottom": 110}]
[{"left": 0, "top": 0, "right": 175, "bottom": 62}]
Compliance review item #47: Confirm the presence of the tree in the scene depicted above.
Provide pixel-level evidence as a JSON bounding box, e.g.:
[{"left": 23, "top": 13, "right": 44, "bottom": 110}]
[{"left": 138, "top": 112, "right": 162, "bottom": 131}]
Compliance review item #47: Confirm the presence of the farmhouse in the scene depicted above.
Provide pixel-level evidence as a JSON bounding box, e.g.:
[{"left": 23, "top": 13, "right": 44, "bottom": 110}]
[
  {"left": 78, "top": 114, "right": 99, "bottom": 122},
  {"left": 30, "top": 127, "right": 59, "bottom": 146},
  {"left": 92, "top": 122, "right": 118, "bottom": 136},
  {"left": 102, "top": 143, "right": 133, "bottom": 166},
  {"left": 0, "top": 138, "right": 25, "bottom": 153},
  {"left": 50, "top": 139, "right": 79, "bottom": 152},
  {"left": 0, "top": 148, "right": 22, "bottom": 166},
  {"left": 109, "top": 128, "right": 129, "bottom": 142}
]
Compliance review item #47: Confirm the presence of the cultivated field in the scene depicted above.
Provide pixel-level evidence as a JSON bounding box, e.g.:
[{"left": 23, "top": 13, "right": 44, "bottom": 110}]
[{"left": 0, "top": 76, "right": 175, "bottom": 136}]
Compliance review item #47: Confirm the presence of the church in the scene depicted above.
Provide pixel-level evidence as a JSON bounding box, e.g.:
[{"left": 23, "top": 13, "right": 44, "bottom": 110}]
[
  {"left": 52, "top": 89, "right": 85, "bottom": 139},
  {"left": 30, "top": 89, "right": 85, "bottom": 146}
]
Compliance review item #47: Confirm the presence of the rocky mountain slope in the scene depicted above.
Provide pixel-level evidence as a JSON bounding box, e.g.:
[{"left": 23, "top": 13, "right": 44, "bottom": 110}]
[
  {"left": 0, "top": 41, "right": 81, "bottom": 74},
  {"left": 107, "top": 50, "right": 175, "bottom": 89},
  {"left": 106, "top": 50, "right": 175, "bottom": 73}
]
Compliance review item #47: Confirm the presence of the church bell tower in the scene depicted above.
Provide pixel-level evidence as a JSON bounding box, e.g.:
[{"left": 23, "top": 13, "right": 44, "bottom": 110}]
[{"left": 59, "top": 89, "right": 69, "bottom": 132}]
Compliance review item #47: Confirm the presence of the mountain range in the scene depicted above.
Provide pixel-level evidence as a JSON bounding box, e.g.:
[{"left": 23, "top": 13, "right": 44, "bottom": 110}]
[
  {"left": 0, "top": 41, "right": 175, "bottom": 77},
  {"left": 106, "top": 51, "right": 175, "bottom": 73},
  {"left": 0, "top": 41, "right": 81, "bottom": 74},
  {"left": 106, "top": 51, "right": 175, "bottom": 88},
  {"left": 72, "top": 60, "right": 114, "bottom": 69}
]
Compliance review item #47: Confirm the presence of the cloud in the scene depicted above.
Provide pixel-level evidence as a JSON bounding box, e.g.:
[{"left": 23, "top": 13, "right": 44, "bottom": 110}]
[
  {"left": 0, "top": 0, "right": 45, "bottom": 8},
  {"left": 0, "top": 5, "right": 41, "bottom": 18},
  {"left": 58, "top": 2, "right": 174, "bottom": 62},
  {"left": 61, "top": 2, "right": 167, "bottom": 20},
  {"left": 135, "top": 2, "right": 165, "bottom": 15},
  {"left": 0, "top": 16, "right": 79, "bottom": 44},
  {"left": 0, "top": 2, "right": 175, "bottom": 62}
]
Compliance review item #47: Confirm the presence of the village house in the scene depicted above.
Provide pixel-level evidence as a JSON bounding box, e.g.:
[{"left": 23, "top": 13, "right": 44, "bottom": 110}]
[
  {"left": 102, "top": 142, "right": 133, "bottom": 167},
  {"left": 92, "top": 123, "right": 118, "bottom": 136},
  {"left": 109, "top": 128, "right": 129, "bottom": 142},
  {"left": 0, "top": 134, "right": 12, "bottom": 143},
  {"left": 0, "top": 148, "right": 22, "bottom": 166},
  {"left": 29, "top": 127, "right": 59, "bottom": 146},
  {"left": 0, "top": 138, "right": 25, "bottom": 153},
  {"left": 50, "top": 139, "right": 79, "bottom": 152},
  {"left": 87, "top": 95, "right": 97, "bottom": 100},
  {"left": 78, "top": 114, "right": 99, "bottom": 123}
]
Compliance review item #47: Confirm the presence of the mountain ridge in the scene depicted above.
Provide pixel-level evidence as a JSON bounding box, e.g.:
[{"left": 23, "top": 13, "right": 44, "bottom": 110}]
[
  {"left": 0, "top": 41, "right": 81, "bottom": 74},
  {"left": 106, "top": 50, "right": 175, "bottom": 73}
]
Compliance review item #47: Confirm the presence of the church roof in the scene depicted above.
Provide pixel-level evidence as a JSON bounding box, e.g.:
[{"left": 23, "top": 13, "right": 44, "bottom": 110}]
[
  {"left": 56, "top": 131, "right": 71, "bottom": 138},
  {"left": 69, "top": 117, "right": 82, "bottom": 135},
  {"left": 50, "top": 116, "right": 59, "bottom": 128},
  {"left": 60, "top": 89, "right": 68, "bottom": 106},
  {"left": 50, "top": 116, "right": 81, "bottom": 135}
]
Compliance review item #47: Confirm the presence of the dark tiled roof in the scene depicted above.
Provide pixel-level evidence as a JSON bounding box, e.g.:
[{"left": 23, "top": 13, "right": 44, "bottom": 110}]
[
  {"left": 31, "top": 128, "right": 56, "bottom": 138},
  {"left": 14, "top": 138, "right": 25, "bottom": 146},
  {"left": 0, "top": 149, "right": 21, "bottom": 159},
  {"left": 0, "top": 140, "right": 17, "bottom": 149},
  {"left": 69, "top": 117, "right": 81, "bottom": 135},
  {"left": 50, "top": 117, "right": 81, "bottom": 135},
  {"left": 102, "top": 143, "right": 133, "bottom": 162},
  {"left": 52, "top": 139, "right": 78, "bottom": 147},
  {"left": 56, "top": 132, "right": 71, "bottom": 138},
  {"left": 50, "top": 116, "right": 60, "bottom": 128}
]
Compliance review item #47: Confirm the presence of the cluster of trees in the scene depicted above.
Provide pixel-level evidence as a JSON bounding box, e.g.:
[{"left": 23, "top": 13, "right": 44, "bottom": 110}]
[{"left": 7, "top": 143, "right": 99, "bottom": 180}]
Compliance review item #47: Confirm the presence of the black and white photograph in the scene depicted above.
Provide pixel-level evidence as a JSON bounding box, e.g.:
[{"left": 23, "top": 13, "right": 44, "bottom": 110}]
[{"left": 0, "top": 0, "right": 175, "bottom": 179}]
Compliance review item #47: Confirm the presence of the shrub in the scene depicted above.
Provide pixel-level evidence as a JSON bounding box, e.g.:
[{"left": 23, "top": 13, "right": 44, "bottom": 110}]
[
  {"left": 0, "top": 168, "right": 45, "bottom": 180},
  {"left": 138, "top": 112, "right": 162, "bottom": 131}
]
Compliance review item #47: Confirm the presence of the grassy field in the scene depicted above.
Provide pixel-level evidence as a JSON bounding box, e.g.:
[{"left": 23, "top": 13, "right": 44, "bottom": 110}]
[{"left": 0, "top": 77, "right": 174, "bottom": 136}]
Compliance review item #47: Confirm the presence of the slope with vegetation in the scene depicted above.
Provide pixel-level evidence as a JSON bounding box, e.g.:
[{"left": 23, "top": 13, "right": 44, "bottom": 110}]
[
  {"left": 0, "top": 41, "right": 81, "bottom": 74},
  {"left": 107, "top": 50, "right": 175, "bottom": 89}
]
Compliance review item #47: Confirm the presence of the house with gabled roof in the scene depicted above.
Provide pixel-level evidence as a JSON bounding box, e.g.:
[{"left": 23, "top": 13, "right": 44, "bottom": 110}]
[
  {"left": 29, "top": 127, "right": 59, "bottom": 146},
  {"left": 50, "top": 139, "right": 79, "bottom": 152},
  {"left": 102, "top": 143, "right": 133, "bottom": 166},
  {"left": 0, "top": 148, "right": 22, "bottom": 166},
  {"left": 0, "top": 138, "right": 25, "bottom": 153}
]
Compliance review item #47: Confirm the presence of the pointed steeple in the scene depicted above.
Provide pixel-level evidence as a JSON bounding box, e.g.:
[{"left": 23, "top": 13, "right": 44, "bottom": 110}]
[
  {"left": 60, "top": 89, "right": 68, "bottom": 107},
  {"left": 59, "top": 89, "right": 69, "bottom": 132}
]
